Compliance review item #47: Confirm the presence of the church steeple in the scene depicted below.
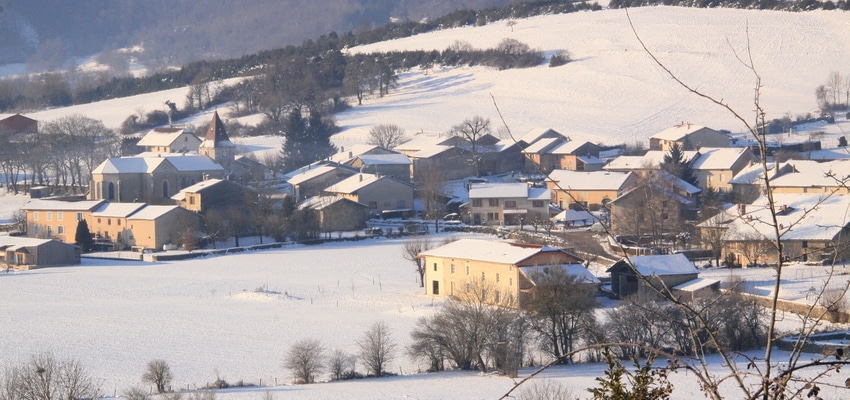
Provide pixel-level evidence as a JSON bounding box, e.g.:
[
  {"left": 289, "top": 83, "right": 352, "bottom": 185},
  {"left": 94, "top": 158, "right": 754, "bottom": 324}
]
[{"left": 199, "top": 111, "right": 235, "bottom": 169}]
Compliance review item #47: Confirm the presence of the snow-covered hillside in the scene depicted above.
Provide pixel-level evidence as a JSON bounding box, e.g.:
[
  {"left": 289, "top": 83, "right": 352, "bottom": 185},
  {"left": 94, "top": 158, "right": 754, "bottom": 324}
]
[{"left": 5, "top": 7, "right": 847, "bottom": 149}]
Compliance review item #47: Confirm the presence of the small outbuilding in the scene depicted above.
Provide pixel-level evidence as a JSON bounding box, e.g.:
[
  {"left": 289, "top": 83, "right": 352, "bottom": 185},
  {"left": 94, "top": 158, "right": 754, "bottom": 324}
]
[
  {"left": 607, "top": 253, "right": 701, "bottom": 299},
  {"left": 0, "top": 237, "right": 80, "bottom": 269}
]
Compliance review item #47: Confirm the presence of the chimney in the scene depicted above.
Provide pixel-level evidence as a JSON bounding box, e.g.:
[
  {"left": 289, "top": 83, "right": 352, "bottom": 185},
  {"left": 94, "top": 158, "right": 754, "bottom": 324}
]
[
  {"left": 738, "top": 204, "right": 746, "bottom": 215},
  {"left": 359, "top": 174, "right": 363, "bottom": 182}
]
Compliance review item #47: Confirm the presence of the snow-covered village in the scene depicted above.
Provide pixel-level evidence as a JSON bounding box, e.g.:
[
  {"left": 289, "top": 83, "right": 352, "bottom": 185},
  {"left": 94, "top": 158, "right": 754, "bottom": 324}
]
[{"left": 2, "top": 2, "right": 850, "bottom": 399}]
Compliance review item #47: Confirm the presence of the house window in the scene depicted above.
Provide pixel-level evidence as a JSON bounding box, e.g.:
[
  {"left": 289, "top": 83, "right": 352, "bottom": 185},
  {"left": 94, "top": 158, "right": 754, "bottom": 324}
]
[
  {"left": 384, "top": 200, "right": 392, "bottom": 207},
  {"left": 494, "top": 290, "right": 501, "bottom": 303},
  {"left": 451, "top": 264, "right": 455, "bottom": 274},
  {"left": 76, "top": 212, "right": 83, "bottom": 221},
  {"left": 46, "top": 226, "right": 52, "bottom": 236},
  {"left": 481, "top": 272, "right": 485, "bottom": 281},
  {"left": 496, "top": 273, "right": 500, "bottom": 283},
  {"left": 369, "top": 201, "right": 378, "bottom": 209},
  {"left": 97, "top": 218, "right": 101, "bottom": 223},
  {"left": 432, "top": 281, "right": 440, "bottom": 295},
  {"left": 487, "top": 212, "right": 499, "bottom": 221},
  {"left": 57, "top": 226, "right": 64, "bottom": 234},
  {"left": 532, "top": 200, "right": 544, "bottom": 208},
  {"left": 466, "top": 265, "right": 470, "bottom": 275},
  {"left": 33, "top": 226, "right": 39, "bottom": 234},
  {"left": 489, "top": 199, "right": 499, "bottom": 206},
  {"left": 57, "top": 212, "right": 63, "bottom": 221},
  {"left": 117, "top": 219, "right": 121, "bottom": 226},
  {"left": 46, "top": 212, "right": 52, "bottom": 221},
  {"left": 433, "top": 262, "right": 437, "bottom": 271},
  {"left": 189, "top": 197, "right": 195, "bottom": 205},
  {"left": 802, "top": 241, "right": 808, "bottom": 248},
  {"left": 509, "top": 277, "right": 513, "bottom": 286},
  {"left": 108, "top": 219, "right": 111, "bottom": 226},
  {"left": 661, "top": 213, "right": 669, "bottom": 220},
  {"left": 33, "top": 212, "right": 39, "bottom": 221},
  {"left": 472, "top": 198, "right": 482, "bottom": 207},
  {"left": 504, "top": 200, "right": 517, "bottom": 208}
]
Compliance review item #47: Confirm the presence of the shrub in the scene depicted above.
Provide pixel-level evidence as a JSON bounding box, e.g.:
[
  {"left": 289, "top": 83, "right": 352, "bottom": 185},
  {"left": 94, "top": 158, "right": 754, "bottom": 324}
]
[{"left": 549, "top": 50, "right": 572, "bottom": 67}]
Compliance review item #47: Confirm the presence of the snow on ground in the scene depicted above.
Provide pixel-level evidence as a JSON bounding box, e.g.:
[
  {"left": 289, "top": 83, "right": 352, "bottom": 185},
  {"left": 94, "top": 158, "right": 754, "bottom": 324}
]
[{"left": 3, "top": 233, "right": 850, "bottom": 399}]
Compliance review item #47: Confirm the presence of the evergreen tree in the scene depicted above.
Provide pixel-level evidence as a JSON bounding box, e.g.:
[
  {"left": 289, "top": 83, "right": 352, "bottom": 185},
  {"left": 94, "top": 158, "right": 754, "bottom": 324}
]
[
  {"left": 661, "top": 143, "right": 698, "bottom": 187},
  {"left": 74, "top": 219, "right": 94, "bottom": 252},
  {"left": 279, "top": 109, "right": 337, "bottom": 171}
]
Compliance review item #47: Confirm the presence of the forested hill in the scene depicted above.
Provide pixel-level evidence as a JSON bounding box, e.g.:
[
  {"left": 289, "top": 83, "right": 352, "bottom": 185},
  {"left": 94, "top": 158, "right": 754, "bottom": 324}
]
[{"left": 0, "top": 0, "right": 511, "bottom": 67}]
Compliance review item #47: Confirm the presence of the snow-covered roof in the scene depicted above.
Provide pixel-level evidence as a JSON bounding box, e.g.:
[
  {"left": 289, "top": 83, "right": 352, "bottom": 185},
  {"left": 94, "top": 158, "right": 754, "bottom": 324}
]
[
  {"left": 162, "top": 154, "right": 224, "bottom": 172},
  {"left": 653, "top": 170, "right": 701, "bottom": 195},
  {"left": 673, "top": 277, "right": 719, "bottom": 292},
  {"left": 137, "top": 128, "right": 196, "bottom": 147},
  {"left": 92, "top": 202, "right": 147, "bottom": 218},
  {"left": 410, "top": 144, "right": 455, "bottom": 158},
  {"left": 92, "top": 157, "right": 167, "bottom": 174},
  {"left": 650, "top": 123, "right": 709, "bottom": 140},
  {"left": 519, "top": 264, "right": 600, "bottom": 285},
  {"left": 328, "top": 144, "right": 381, "bottom": 163},
  {"left": 768, "top": 160, "right": 850, "bottom": 188},
  {"left": 418, "top": 238, "right": 560, "bottom": 265},
  {"left": 547, "top": 170, "right": 633, "bottom": 191},
  {"left": 171, "top": 179, "right": 225, "bottom": 201},
  {"left": 722, "top": 193, "right": 850, "bottom": 241},
  {"left": 612, "top": 253, "right": 698, "bottom": 276},
  {"left": 528, "top": 187, "right": 550, "bottom": 201},
  {"left": 127, "top": 205, "right": 181, "bottom": 220},
  {"left": 356, "top": 153, "right": 412, "bottom": 165},
  {"left": 22, "top": 199, "right": 105, "bottom": 211},
  {"left": 690, "top": 147, "right": 749, "bottom": 170},
  {"left": 518, "top": 127, "right": 567, "bottom": 145},
  {"left": 729, "top": 162, "right": 778, "bottom": 185},
  {"left": 576, "top": 155, "right": 603, "bottom": 165},
  {"left": 469, "top": 182, "right": 528, "bottom": 199},
  {"left": 552, "top": 209, "right": 595, "bottom": 223},
  {"left": 298, "top": 195, "right": 366, "bottom": 210},
  {"left": 324, "top": 173, "right": 407, "bottom": 194},
  {"left": 603, "top": 155, "right": 648, "bottom": 170},
  {"left": 0, "top": 236, "right": 56, "bottom": 247},
  {"left": 287, "top": 164, "right": 353, "bottom": 186},
  {"left": 393, "top": 134, "right": 448, "bottom": 152},
  {"left": 522, "top": 137, "right": 562, "bottom": 154},
  {"left": 550, "top": 140, "right": 594, "bottom": 155}
]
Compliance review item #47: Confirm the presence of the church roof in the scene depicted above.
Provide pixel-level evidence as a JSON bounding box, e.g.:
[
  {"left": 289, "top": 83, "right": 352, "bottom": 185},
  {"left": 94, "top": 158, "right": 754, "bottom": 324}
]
[{"left": 200, "top": 111, "right": 235, "bottom": 148}]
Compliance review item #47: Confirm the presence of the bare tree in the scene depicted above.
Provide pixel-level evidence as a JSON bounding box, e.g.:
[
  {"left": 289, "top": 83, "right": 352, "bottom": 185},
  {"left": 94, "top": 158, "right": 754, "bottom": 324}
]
[
  {"left": 327, "top": 349, "right": 356, "bottom": 381},
  {"left": 402, "top": 237, "right": 433, "bottom": 287},
  {"left": 515, "top": 379, "right": 574, "bottom": 400},
  {"left": 142, "top": 359, "right": 173, "bottom": 394},
  {"left": 450, "top": 116, "right": 492, "bottom": 178},
  {"left": 367, "top": 124, "right": 408, "bottom": 150},
  {"left": 0, "top": 353, "right": 102, "bottom": 400},
  {"left": 284, "top": 338, "right": 326, "bottom": 384},
  {"left": 356, "top": 321, "right": 397, "bottom": 377}
]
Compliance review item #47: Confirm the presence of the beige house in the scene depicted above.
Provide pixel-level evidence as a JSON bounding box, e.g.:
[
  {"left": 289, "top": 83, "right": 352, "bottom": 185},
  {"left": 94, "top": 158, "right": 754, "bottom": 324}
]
[
  {"left": 419, "top": 238, "right": 592, "bottom": 308},
  {"left": 126, "top": 205, "right": 200, "bottom": 251},
  {"left": 689, "top": 147, "right": 758, "bottom": 192},
  {"left": 323, "top": 173, "right": 414, "bottom": 215},
  {"left": 22, "top": 199, "right": 106, "bottom": 242},
  {"left": 137, "top": 127, "right": 201, "bottom": 154},
  {"left": 467, "top": 182, "right": 550, "bottom": 226},
  {"left": 347, "top": 153, "right": 412, "bottom": 182},
  {"left": 546, "top": 170, "right": 638, "bottom": 211},
  {"left": 523, "top": 138, "right": 602, "bottom": 174},
  {"left": 287, "top": 164, "right": 357, "bottom": 200},
  {"left": 649, "top": 123, "right": 730, "bottom": 151}
]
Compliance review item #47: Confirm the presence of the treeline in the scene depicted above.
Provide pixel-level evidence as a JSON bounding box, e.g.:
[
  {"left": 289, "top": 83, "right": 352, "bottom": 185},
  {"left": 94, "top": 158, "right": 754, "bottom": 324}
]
[
  {"left": 609, "top": 0, "right": 850, "bottom": 11},
  {"left": 0, "top": 0, "right": 594, "bottom": 113}
]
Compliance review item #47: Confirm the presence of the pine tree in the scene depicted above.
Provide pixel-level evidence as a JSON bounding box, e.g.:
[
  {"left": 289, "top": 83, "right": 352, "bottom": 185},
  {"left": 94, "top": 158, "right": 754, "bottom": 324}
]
[
  {"left": 661, "top": 143, "right": 698, "bottom": 187},
  {"left": 74, "top": 219, "right": 94, "bottom": 252}
]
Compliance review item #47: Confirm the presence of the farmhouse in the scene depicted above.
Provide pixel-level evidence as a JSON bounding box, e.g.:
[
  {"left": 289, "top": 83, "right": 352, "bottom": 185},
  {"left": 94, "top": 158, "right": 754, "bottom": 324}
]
[
  {"left": 689, "top": 147, "right": 758, "bottom": 192},
  {"left": 137, "top": 127, "right": 201, "bottom": 154},
  {"left": 22, "top": 199, "right": 106, "bottom": 242},
  {"left": 171, "top": 178, "right": 256, "bottom": 214},
  {"left": 546, "top": 170, "right": 638, "bottom": 211},
  {"left": 297, "top": 195, "right": 369, "bottom": 233},
  {"left": 649, "top": 123, "right": 730, "bottom": 151},
  {"left": 466, "top": 182, "right": 550, "bottom": 226},
  {"left": 419, "top": 238, "right": 590, "bottom": 308}
]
